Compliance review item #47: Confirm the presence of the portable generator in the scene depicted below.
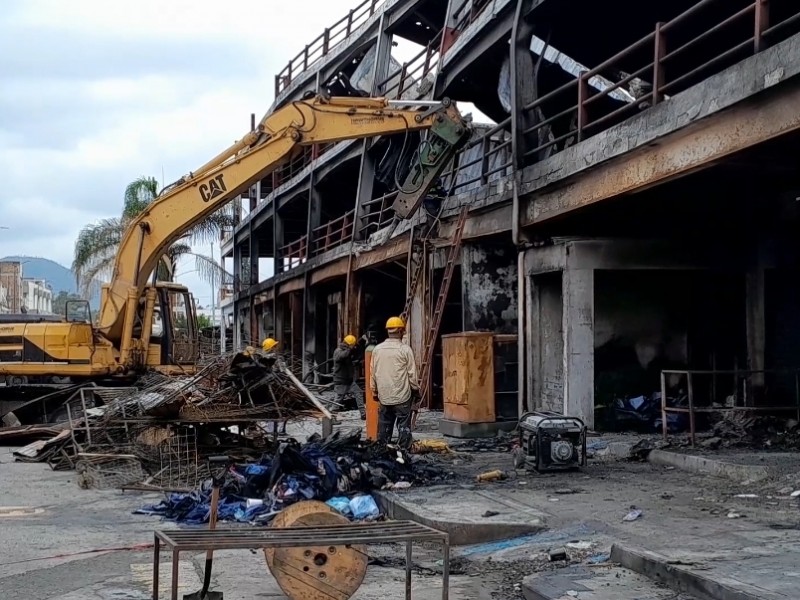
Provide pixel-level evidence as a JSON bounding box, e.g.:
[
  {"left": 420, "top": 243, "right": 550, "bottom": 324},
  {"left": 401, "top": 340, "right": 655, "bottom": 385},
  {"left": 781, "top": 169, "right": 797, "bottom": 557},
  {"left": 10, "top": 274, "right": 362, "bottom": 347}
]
[{"left": 513, "top": 411, "right": 587, "bottom": 472}]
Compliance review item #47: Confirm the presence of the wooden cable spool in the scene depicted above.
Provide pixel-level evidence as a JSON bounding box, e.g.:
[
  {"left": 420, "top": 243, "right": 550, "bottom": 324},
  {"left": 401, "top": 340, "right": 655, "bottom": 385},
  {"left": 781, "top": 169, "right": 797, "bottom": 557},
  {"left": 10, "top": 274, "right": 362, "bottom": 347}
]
[{"left": 264, "top": 500, "right": 368, "bottom": 600}]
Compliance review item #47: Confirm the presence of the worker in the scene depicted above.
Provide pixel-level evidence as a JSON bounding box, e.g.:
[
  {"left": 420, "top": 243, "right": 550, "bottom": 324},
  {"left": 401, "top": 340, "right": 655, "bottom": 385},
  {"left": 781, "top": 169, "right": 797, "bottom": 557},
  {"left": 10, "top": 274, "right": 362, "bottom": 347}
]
[
  {"left": 332, "top": 334, "right": 366, "bottom": 420},
  {"left": 422, "top": 179, "right": 447, "bottom": 238},
  {"left": 370, "top": 316, "right": 419, "bottom": 449}
]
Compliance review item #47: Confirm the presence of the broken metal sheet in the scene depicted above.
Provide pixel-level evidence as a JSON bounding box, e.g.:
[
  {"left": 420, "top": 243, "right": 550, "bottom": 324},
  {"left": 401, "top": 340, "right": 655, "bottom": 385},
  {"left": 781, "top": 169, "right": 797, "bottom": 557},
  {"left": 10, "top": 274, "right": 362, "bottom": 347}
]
[
  {"left": 0, "top": 424, "right": 65, "bottom": 444},
  {"left": 12, "top": 429, "right": 71, "bottom": 458},
  {"left": 497, "top": 36, "right": 634, "bottom": 114}
]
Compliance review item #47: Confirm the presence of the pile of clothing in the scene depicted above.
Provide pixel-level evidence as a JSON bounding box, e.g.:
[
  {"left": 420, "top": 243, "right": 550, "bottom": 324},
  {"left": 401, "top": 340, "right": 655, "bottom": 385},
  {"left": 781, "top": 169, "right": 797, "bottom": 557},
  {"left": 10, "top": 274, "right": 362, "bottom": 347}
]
[{"left": 135, "top": 429, "right": 451, "bottom": 524}]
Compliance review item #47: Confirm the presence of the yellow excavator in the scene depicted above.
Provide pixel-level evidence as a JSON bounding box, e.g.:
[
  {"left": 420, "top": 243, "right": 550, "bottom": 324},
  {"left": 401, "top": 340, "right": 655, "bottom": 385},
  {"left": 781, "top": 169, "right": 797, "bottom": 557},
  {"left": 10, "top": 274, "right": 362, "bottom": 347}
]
[{"left": 0, "top": 94, "right": 471, "bottom": 410}]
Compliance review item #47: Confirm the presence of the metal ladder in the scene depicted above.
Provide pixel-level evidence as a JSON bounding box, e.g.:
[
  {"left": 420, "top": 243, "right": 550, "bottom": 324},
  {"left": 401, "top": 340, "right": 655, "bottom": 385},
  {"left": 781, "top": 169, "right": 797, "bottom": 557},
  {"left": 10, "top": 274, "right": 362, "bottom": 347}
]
[
  {"left": 416, "top": 205, "right": 469, "bottom": 413},
  {"left": 400, "top": 229, "right": 426, "bottom": 324}
]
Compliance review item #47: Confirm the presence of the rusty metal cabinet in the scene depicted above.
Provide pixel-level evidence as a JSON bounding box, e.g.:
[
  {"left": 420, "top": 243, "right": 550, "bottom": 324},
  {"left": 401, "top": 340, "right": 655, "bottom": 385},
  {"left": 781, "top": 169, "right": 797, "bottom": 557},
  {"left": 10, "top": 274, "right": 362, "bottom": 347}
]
[{"left": 442, "top": 332, "right": 496, "bottom": 423}]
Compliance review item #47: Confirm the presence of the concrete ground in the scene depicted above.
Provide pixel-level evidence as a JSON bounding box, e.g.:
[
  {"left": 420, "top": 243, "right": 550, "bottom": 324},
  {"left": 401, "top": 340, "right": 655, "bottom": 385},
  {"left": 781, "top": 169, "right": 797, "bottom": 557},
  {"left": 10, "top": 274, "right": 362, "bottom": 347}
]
[{"left": 3, "top": 414, "right": 800, "bottom": 600}]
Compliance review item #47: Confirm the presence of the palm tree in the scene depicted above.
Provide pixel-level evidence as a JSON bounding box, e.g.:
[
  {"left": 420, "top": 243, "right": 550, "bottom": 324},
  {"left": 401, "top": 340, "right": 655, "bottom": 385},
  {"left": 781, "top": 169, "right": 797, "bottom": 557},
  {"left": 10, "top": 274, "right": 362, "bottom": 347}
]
[{"left": 72, "top": 176, "right": 233, "bottom": 297}]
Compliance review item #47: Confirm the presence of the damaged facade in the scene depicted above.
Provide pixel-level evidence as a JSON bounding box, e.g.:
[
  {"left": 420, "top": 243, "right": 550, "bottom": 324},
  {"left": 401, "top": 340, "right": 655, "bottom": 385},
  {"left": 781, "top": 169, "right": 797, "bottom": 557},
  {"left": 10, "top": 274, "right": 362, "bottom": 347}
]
[{"left": 222, "top": 0, "right": 800, "bottom": 430}]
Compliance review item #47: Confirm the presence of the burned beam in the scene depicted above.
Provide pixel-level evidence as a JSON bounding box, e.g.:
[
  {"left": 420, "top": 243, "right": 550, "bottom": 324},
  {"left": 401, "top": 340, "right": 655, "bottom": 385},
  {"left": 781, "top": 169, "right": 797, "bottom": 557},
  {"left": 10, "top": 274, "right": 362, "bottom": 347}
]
[{"left": 524, "top": 79, "right": 800, "bottom": 226}]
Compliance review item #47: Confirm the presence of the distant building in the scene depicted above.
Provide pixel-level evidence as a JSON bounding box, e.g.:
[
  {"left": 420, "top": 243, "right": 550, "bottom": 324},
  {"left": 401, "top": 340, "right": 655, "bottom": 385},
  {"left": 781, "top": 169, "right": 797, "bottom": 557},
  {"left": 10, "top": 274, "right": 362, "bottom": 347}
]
[
  {"left": 0, "top": 261, "right": 22, "bottom": 313},
  {"left": 21, "top": 278, "right": 53, "bottom": 314}
]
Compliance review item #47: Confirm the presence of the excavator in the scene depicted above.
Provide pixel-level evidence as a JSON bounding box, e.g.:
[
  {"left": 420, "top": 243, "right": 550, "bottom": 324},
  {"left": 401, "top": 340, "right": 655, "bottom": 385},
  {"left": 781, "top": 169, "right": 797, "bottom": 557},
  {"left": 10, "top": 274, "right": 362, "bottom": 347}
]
[{"left": 0, "top": 94, "right": 471, "bottom": 413}]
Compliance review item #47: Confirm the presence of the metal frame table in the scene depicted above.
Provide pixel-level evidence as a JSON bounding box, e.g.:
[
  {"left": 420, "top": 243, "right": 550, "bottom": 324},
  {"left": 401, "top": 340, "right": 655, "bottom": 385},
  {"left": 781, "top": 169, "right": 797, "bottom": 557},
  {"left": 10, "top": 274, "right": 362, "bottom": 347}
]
[{"left": 152, "top": 520, "right": 450, "bottom": 600}]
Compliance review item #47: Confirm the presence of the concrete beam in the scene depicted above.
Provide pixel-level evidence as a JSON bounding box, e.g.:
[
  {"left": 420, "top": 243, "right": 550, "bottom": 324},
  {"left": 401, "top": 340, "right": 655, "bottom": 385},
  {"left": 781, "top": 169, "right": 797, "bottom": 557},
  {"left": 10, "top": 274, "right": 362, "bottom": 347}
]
[
  {"left": 438, "top": 203, "right": 512, "bottom": 240},
  {"left": 354, "top": 234, "right": 410, "bottom": 270},
  {"left": 310, "top": 258, "right": 350, "bottom": 285},
  {"left": 522, "top": 33, "right": 800, "bottom": 226}
]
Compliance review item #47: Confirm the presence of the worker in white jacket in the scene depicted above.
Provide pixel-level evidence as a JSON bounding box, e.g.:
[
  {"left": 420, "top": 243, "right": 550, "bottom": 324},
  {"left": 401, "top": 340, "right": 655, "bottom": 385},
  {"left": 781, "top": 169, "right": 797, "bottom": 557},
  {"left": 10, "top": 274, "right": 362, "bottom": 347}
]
[{"left": 370, "top": 316, "right": 419, "bottom": 449}]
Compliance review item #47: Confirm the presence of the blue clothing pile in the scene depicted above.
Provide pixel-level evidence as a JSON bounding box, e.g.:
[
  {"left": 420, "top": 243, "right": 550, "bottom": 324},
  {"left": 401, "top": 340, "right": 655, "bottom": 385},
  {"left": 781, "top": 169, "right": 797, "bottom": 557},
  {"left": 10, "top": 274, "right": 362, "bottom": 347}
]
[{"left": 134, "top": 428, "right": 449, "bottom": 525}]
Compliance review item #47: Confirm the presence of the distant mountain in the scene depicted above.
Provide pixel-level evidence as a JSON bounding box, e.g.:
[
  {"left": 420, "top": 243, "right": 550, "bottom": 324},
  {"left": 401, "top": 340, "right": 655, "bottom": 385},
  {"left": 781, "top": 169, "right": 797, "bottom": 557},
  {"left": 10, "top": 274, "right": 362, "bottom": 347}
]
[{"left": 0, "top": 256, "right": 100, "bottom": 308}]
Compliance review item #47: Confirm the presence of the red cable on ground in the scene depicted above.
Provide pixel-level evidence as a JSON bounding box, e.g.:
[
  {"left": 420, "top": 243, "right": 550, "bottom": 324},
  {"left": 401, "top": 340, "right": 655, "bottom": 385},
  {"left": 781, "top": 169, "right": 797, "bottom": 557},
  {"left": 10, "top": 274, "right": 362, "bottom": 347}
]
[{"left": 0, "top": 543, "right": 154, "bottom": 567}]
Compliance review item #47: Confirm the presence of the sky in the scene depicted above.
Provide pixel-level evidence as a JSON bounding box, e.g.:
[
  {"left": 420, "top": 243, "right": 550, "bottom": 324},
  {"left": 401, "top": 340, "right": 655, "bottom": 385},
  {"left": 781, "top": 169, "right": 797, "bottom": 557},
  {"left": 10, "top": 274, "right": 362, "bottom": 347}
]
[
  {"left": 0, "top": 0, "right": 491, "bottom": 314},
  {"left": 0, "top": 0, "right": 391, "bottom": 306}
]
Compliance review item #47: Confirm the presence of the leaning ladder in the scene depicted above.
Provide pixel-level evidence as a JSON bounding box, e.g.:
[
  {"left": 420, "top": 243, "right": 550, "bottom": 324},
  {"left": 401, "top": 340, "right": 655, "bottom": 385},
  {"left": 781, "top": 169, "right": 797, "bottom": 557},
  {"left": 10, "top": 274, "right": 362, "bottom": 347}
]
[{"left": 414, "top": 205, "right": 469, "bottom": 420}]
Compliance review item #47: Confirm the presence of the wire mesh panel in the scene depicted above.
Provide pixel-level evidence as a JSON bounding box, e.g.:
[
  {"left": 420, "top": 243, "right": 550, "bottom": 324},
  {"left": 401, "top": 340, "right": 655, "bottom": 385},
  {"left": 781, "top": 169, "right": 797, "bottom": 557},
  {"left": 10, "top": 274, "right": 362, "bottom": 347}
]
[
  {"left": 75, "top": 455, "right": 145, "bottom": 490},
  {"left": 155, "top": 428, "right": 205, "bottom": 489}
]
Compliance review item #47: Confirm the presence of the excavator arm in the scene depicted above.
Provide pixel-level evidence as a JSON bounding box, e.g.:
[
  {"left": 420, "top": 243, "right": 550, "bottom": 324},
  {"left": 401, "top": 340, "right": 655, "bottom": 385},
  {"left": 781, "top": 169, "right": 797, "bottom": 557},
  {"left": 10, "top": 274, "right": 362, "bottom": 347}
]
[{"left": 97, "top": 95, "right": 471, "bottom": 361}]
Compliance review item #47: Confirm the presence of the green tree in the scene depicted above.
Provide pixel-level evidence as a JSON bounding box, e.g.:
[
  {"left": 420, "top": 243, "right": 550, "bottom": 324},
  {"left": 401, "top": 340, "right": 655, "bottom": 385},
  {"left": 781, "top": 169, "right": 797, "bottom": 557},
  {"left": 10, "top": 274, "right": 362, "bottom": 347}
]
[
  {"left": 196, "top": 314, "right": 213, "bottom": 330},
  {"left": 52, "top": 290, "right": 83, "bottom": 316},
  {"left": 72, "top": 176, "right": 233, "bottom": 297}
]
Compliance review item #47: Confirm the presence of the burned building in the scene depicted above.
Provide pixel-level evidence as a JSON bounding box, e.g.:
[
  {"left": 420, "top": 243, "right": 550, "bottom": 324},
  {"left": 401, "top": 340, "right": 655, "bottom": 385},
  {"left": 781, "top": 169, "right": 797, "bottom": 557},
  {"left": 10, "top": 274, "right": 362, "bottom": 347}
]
[{"left": 222, "top": 0, "right": 800, "bottom": 430}]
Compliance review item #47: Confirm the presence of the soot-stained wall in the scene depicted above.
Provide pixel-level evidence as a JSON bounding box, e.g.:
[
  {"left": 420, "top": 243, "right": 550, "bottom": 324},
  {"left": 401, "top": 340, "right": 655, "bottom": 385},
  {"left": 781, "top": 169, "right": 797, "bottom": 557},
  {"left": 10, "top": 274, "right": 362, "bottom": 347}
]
[{"left": 462, "top": 241, "right": 517, "bottom": 334}]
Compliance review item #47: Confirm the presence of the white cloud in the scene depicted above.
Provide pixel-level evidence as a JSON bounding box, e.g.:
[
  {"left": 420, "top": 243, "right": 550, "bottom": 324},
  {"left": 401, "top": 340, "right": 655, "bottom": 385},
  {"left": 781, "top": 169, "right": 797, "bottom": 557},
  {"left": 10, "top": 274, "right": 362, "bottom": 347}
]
[
  {"left": 1, "top": 0, "right": 482, "bottom": 309},
  {"left": 0, "top": 0, "right": 359, "bottom": 289}
]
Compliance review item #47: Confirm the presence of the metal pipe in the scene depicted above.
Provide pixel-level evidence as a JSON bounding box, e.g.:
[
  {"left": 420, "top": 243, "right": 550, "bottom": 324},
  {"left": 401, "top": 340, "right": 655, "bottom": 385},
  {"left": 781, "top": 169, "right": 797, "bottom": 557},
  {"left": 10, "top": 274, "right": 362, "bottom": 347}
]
[
  {"left": 386, "top": 100, "right": 443, "bottom": 107},
  {"left": 510, "top": 0, "right": 529, "bottom": 417}
]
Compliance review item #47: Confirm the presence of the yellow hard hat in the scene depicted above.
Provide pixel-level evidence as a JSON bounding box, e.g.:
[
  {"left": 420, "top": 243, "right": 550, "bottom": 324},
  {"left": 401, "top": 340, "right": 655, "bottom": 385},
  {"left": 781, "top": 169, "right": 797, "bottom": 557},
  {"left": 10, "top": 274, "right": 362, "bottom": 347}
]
[
  {"left": 262, "top": 338, "right": 279, "bottom": 352},
  {"left": 343, "top": 334, "right": 357, "bottom": 346},
  {"left": 385, "top": 316, "right": 406, "bottom": 330}
]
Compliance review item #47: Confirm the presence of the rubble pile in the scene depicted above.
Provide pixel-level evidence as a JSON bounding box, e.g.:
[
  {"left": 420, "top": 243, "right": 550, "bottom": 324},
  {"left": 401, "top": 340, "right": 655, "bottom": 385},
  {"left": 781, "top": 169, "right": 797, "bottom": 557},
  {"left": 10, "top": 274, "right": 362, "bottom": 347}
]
[
  {"left": 135, "top": 429, "right": 453, "bottom": 524},
  {"left": 7, "top": 351, "right": 332, "bottom": 488},
  {"left": 709, "top": 412, "right": 800, "bottom": 450}
]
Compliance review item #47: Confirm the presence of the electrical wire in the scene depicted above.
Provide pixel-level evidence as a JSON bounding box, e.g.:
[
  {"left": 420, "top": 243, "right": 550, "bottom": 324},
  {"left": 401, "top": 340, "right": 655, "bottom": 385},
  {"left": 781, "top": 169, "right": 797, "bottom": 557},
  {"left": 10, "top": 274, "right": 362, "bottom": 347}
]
[{"left": 0, "top": 543, "right": 154, "bottom": 567}]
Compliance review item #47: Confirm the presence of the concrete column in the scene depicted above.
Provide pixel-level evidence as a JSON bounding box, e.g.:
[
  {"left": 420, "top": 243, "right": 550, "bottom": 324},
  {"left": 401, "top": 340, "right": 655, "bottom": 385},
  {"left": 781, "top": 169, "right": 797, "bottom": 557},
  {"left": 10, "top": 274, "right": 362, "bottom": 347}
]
[
  {"left": 302, "top": 273, "right": 315, "bottom": 379},
  {"left": 248, "top": 232, "right": 259, "bottom": 344},
  {"left": 352, "top": 22, "right": 391, "bottom": 242},
  {"left": 234, "top": 241, "right": 245, "bottom": 295},
  {"left": 562, "top": 268, "right": 594, "bottom": 428},
  {"left": 273, "top": 210, "right": 284, "bottom": 272},
  {"left": 306, "top": 182, "right": 321, "bottom": 247}
]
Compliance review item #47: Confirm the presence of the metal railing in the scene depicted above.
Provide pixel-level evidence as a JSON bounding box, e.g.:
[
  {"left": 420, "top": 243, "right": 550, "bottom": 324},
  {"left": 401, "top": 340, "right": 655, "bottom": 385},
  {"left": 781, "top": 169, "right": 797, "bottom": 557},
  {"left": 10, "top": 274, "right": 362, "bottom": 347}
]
[
  {"left": 271, "top": 143, "right": 336, "bottom": 190},
  {"left": 452, "top": 0, "right": 493, "bottom": 36},
  {"left": 359, "top": 190, "right": 399, "bottom": 237},
  {"left": 275, "top": 0, "right": 385, "bottom": 97},
  {"left": 518, "top": 0, "right": 800, "bottom": 163},
  {"left": 311, "top": 210, "right": 356, "bottom": 256},
  {"left": 377, "top": 30, "right": 443, "bottom": 99},
  {"left": 660, "top": 368, "right": 800, "bottom": 447},
  {"left": 269, "top": 0, "right": 800, "bottom": 269},
  {"left": 278, "top": 235, "right": 308, "bottom": 272}
]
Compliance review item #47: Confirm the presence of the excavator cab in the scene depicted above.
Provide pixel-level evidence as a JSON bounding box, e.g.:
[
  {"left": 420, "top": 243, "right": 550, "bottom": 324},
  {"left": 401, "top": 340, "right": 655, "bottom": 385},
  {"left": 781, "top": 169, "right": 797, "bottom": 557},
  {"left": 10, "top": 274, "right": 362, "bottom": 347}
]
[{"left": 143, "top": 282, "right": 199, "bottom": 370}]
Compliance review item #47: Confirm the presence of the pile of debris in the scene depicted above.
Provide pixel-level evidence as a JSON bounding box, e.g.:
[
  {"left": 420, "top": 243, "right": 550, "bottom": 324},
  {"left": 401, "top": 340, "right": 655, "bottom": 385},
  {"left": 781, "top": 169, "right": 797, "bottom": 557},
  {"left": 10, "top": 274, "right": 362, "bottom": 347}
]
[
  {"left": 3, "top": 351, "right": 333, "bottom": 490},
  {"left": 135, "top": 429, "right": 453, "bottom": 524},
  {"left": 706, "top": 412, "right": 800, "bottom": 450}
]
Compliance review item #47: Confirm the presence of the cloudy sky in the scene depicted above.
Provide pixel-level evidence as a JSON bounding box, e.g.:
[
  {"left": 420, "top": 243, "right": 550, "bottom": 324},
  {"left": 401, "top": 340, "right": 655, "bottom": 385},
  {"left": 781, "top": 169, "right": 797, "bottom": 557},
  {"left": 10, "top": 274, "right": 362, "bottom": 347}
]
[{"left": 0, "top": 0, "right": 394, "bottom": 309}]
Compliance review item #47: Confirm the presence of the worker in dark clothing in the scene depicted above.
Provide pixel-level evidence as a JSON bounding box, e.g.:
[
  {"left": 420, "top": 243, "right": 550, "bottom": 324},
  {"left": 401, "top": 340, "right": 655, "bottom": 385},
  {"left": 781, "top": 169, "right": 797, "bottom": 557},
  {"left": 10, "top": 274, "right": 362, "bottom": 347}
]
[
  {"left": 422, "top": 180, "right": 447, "bottom": 238},
  {"left": 332, "top": 334, "right": 367, "bottom": 419}
]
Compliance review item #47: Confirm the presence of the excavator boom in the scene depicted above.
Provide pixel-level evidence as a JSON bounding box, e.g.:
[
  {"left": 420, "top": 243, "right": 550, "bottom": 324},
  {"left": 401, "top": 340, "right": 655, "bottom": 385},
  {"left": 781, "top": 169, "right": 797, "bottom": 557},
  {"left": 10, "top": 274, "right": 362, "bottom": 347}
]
[{"left": 98, "top": 95, "right": 471, "bottom": 364}]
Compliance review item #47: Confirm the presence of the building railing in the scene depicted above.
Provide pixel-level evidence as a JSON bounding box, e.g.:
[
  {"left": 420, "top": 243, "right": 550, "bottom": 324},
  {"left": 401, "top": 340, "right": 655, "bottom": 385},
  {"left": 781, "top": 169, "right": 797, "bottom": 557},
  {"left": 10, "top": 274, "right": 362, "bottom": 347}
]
[
  {"left": 311, "top": 210, "right": 355, "bottom": 256},
  {"left": 359, "top": 190, "right": 399, "bottom": 237},
  {"left": 275, "top": 0, "right": 385, "bottom": 97},
  {"left": 278, "top": 235, "right": 308, "bottom": 272},
  {"left": 271, "top": 143, "right": 336, "bottom": 190},
  {"left": 267, "top": 0, "right": 800, "bottom": 271},
  {"left": 452, "top": 0, "right": 493, "bottom": 36},
  {"left": 518, "top": 0, "right": 800, "bottom": 163},
  {"left": 377, "top": 30, "right": 443, "bottom": 99}
]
